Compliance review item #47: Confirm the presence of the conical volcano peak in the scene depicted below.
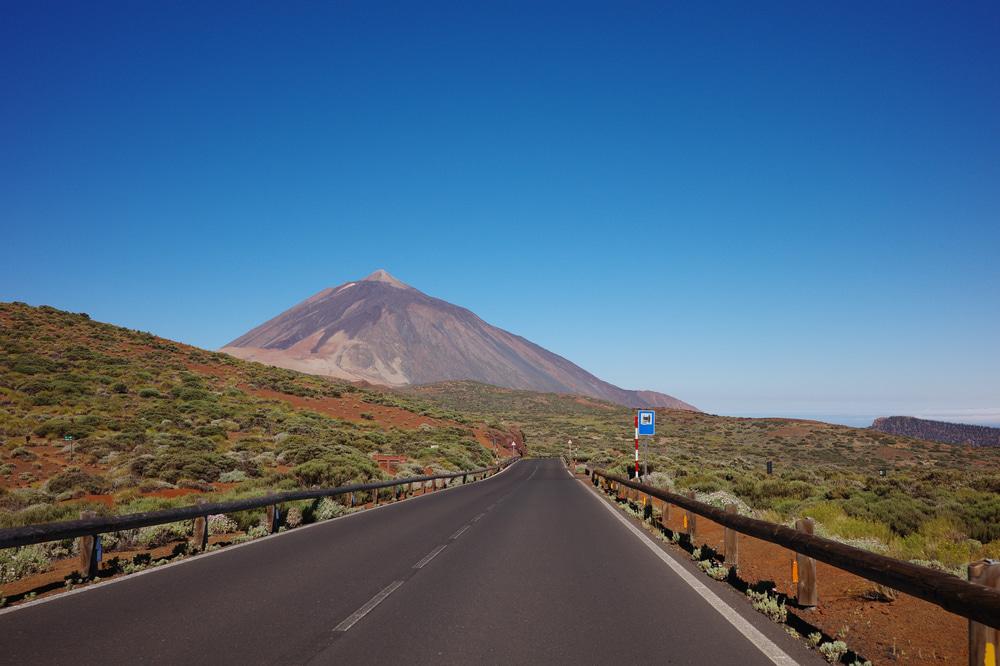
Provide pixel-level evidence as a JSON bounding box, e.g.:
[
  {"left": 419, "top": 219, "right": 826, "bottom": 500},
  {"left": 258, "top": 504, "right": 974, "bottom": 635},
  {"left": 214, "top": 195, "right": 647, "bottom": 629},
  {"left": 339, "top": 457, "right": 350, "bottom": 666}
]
[
  {"left": 222, "top": 273, "right": 696, "bottom": 411},
  {"left": 362, "top": 269, "right": 410, "bottom": 289}
]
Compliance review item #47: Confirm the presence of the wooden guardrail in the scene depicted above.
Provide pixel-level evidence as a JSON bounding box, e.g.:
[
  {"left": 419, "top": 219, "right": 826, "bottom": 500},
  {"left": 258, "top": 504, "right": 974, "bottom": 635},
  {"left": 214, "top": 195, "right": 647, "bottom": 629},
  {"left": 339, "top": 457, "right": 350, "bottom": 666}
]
[
  {"left": 0, "top": 458, "right": 518, "bottom": 578},
  {"left": 589, "top": 469, "right": 1000, "bottom": 637}
]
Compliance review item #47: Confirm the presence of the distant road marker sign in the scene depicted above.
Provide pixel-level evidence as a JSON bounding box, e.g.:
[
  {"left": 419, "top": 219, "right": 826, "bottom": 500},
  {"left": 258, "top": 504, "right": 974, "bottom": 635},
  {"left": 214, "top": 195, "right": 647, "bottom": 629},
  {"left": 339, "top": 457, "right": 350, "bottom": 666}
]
[
  {"left": 633, "top": 410, "right": 655, "bottom": 479},
  {"left": 637, "top": 410, "right": 655, "bottom": 436}
]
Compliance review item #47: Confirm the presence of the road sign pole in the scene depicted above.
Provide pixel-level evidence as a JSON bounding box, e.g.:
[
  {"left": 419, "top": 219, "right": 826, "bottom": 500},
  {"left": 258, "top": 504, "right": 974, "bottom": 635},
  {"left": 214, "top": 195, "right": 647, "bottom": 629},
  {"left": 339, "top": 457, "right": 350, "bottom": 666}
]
[{"left": 634, "top": 414, "right": 639, "bottom": 479}]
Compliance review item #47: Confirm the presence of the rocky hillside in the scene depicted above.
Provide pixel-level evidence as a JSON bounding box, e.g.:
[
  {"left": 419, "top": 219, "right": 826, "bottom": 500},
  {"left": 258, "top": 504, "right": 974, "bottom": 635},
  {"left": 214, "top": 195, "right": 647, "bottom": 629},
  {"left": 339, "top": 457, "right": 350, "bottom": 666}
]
[
  {"left": 0, "top": 302, "right": 518, "bottom": 528},
  {"left": 871, "top": 416, "right": 1000, "bottom": 447},
  {"left": 222, "top": 270, "right": 696, "bottom": 410}
]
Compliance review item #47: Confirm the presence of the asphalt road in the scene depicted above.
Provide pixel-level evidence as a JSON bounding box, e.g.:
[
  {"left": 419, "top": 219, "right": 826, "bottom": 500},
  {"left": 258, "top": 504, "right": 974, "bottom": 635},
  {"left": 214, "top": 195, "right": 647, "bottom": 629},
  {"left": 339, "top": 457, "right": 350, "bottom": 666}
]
[{"left": 0, "top": 459, "right": 819, "bottom": 664}]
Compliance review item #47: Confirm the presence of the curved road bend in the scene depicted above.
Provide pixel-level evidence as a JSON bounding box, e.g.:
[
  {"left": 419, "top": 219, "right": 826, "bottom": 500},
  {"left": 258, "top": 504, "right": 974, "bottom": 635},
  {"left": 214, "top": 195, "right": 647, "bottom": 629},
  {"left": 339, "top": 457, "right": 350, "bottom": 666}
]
[{"left": 0, "top": 459, "right": 820, "bottom": 664}]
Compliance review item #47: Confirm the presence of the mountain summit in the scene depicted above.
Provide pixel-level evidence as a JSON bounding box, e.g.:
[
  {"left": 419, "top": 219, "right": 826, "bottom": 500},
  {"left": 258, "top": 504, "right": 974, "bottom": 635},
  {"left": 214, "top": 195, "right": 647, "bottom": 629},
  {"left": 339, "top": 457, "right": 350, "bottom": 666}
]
[
  {"left": 363, "top": 269, "right": 411, "bottom": 289},
  {"left": 222, "top": 272, "right": 697, "bottom": 410}
]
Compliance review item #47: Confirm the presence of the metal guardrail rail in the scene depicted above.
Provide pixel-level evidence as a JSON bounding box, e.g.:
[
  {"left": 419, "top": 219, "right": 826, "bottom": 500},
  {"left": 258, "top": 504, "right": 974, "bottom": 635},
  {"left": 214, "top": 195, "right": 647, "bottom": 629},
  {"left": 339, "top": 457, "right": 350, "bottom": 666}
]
[
  {"left": 590, "top": 469, "right": 1000, "bottom": 630},
  {"left": 0, "top": 458, "right": 518, "bottom": 551}
]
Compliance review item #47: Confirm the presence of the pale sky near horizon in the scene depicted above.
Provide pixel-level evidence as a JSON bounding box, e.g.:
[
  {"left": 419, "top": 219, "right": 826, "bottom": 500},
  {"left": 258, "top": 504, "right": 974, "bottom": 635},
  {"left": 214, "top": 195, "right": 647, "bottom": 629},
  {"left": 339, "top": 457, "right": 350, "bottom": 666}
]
[{"left": 2, "top": 2, "right": 998, "bottom": 424}]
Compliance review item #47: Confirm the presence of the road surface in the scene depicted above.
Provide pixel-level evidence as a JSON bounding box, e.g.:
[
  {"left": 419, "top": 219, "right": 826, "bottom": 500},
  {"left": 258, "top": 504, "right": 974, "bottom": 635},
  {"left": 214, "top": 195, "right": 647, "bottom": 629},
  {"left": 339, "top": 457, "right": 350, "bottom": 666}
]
[{"left": 0, "top": 459, "right": 819, "bottom": 664}]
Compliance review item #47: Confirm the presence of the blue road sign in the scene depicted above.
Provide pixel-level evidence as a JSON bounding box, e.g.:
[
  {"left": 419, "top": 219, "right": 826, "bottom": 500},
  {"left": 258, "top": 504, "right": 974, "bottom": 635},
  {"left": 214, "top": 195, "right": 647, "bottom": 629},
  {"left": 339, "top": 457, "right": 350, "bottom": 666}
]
[{"left": 637, "top": 410, "right": 655, "bottom": 436}]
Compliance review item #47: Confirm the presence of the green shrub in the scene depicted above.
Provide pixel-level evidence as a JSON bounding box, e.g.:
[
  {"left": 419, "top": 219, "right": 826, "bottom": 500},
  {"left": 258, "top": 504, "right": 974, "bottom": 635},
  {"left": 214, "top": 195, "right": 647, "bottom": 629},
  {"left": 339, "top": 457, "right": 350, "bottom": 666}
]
[
  {"left": 0, "top": 545, "right": 49, "bottom": 583},
  {"left": 819, "top": 641, "right": 848, "bottom": 663},
  {"left": 44, "top": 468, "right": 108, "bottom": 494},
  {"left": 313, "top": 497, "right": 347, "bottom": 521},
  {"left": 207, "top": 514, "right": 239, "bottom": 535},
  {"left": 746, "top": 589, "right": 787, "bottom": 623},
  {"left": 137, "top": 522, "right": 190, "bottom": 548}
]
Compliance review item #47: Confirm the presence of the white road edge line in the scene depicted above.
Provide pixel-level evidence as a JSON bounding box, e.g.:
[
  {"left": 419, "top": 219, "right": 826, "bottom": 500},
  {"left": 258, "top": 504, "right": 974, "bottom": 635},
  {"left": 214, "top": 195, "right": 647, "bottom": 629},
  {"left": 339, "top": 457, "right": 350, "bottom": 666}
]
[
  {"left": 585, "top": 486, "right": 800, "bottom": 666},
  {"left": 333, "top": 580, "right": 404, "bottom": 632},
  {"left": 0, "top": 460, "right": 522, "bottom": 617},
  {"left": 413, "top": 544, "right": 447, "bottom": 569},
  {"left": 450, "top": 525, "right": 471, "bottom": 540}
]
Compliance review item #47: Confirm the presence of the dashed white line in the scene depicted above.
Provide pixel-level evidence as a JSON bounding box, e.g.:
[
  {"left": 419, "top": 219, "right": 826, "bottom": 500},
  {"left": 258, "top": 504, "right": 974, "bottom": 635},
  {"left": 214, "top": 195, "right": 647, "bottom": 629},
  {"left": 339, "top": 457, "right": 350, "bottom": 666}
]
[
  {"left": 333, "top": 580, "right": 404, "bottom": 632},
  {"left": 450, "top": 525, "right": 471, "bottom": 540},
  {"left": 413, "top": 544, "right": 447, "bottom": 569},
  {"left": 472, "top": 512, "right": 486, "bottom": 523}
]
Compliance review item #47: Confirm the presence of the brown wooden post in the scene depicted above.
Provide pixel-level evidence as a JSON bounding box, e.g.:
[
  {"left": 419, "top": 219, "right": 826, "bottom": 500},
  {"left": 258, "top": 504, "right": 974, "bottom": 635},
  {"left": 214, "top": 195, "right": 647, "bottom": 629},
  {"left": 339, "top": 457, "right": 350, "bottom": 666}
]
[
  {"left": 684, "top": 491, "right": 697, "bottom": 542},
  {"left": 78, "top": 511, "right": 99, "bottom": 579},
  {"left": 724, "top": 504, "right": 739, "bottom": 570},
  {"left": 795, "top": 518, "right": 818, "bottom": 607},
  {"left": 968, "top": 560, "right": 1000, "bottom": 666},
  {"left": 191, "top": 500, "right": 209, "bottom": 551},
  {"left": 373, "top": 487, "right": 380, "bottom": 506},
  {"left": 265, "top": 504, "right": 279, "bottom": 533},
  {"left": 660, "top": 499, "right": 670, "bottom": 526},
  {"left": 650, "top": 498, "right": 662, "bottom": 527}
]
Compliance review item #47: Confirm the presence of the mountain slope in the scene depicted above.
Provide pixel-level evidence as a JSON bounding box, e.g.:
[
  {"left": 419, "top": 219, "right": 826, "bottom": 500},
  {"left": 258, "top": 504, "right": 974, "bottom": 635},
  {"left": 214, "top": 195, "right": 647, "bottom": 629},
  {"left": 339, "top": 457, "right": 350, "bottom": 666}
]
[
  {"left": 221, "top": 270, "right": 696, "bottom": 410},
  {"left": 871, "top": 416, "right": 1000, "bottom": 447},
  {"left": 0, "top": 302, "right": 512, "bottom": 523}
]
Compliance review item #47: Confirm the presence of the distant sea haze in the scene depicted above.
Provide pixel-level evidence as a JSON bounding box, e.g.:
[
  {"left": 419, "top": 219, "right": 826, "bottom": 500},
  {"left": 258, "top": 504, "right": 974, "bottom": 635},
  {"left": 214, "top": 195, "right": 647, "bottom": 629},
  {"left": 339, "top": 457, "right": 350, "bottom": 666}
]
[{"left": 727, "top": 411, "right": 1000, "bottom": 429}]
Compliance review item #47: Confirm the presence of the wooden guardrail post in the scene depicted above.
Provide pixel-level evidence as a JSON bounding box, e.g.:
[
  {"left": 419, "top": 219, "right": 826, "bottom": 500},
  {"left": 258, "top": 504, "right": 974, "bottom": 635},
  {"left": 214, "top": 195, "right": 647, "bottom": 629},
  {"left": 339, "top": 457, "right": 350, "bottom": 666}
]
[
  {"left": 373, "top": 487, "right": 380, "bottom": 506},
  {"left": 724, "top": 504, "right": 739, "bottom": 570},
  {"left": 969, "top": 560, "right": 1000, "bottom": 666},
  {"left": 683, "top": 491, "right": 697, "bottom": 542},
  {"left": 795, "top": 518, "right": 818, "bottom": 607},
  {"left": 78, "top": 511, "right": 99, "bottom": 579},
  {"left": 265, "top": 504, "right": 279, "bottom": 533},
  {"left": 659, "top": 498, "right": 670, "bottom": 527},
  {"left": 191, "top": 500, "right": 209, "bottom": 551}
]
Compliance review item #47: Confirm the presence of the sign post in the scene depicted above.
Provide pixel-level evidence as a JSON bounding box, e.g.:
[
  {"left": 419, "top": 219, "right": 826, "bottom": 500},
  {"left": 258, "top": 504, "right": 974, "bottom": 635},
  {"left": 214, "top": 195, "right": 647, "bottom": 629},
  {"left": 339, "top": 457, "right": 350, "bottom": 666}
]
[{"left": 636, "top": 410, "right": 655, "bottom": 480}]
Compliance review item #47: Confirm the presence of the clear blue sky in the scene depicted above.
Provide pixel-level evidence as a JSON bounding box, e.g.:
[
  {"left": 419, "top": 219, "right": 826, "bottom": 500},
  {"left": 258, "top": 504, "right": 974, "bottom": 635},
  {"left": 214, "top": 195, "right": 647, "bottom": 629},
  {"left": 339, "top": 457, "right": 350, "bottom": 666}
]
[{"left": 3, "top": 2, "right": 998, "bottom": 424}]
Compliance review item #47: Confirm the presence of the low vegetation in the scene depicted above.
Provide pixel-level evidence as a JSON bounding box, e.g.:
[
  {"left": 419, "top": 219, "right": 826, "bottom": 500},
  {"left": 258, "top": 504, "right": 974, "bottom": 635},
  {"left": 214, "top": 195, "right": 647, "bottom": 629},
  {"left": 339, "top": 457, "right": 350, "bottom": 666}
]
[{"left": 0, "top": 302, "right": 497, "bottom": 540}]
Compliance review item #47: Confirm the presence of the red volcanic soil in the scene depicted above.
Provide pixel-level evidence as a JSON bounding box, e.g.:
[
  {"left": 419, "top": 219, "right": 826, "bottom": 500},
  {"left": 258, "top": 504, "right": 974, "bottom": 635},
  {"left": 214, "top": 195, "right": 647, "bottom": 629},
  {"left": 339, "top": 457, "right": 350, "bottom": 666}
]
[
  {"left": 186, "top": 356, "right": 527, "bottom": 456},
  {"left": 2, "top": 443, "right": 112, "bottom": 491},
  {"left": 249, "top": 387, "right": 452, "bottom": 430}
]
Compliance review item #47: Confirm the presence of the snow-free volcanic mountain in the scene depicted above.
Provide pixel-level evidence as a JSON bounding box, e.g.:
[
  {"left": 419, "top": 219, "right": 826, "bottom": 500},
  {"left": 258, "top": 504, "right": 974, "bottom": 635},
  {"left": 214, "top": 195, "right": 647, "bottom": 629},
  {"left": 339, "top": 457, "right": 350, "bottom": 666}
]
[{"left": 222, "top": 270, "right": 697, "bottom": 410}]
